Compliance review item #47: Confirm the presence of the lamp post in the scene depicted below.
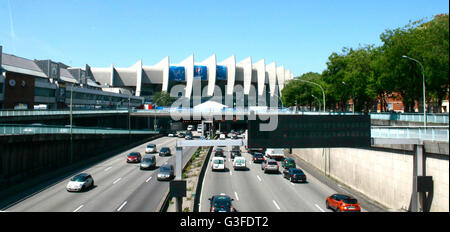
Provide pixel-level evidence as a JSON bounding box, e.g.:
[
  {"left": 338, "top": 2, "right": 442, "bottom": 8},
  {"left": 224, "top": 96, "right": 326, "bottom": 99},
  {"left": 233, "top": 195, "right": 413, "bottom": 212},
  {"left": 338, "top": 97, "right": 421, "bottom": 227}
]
[
  {"left": 297, "top": 79, "right": 325, "bottom": 112},
  {"left": 312, "top": 94, "right": 321, "bottom": 112},
  {"left": 342, "top": 81, "right": 354, "bottom": 114},
  {"left": 402, "top": 55, "right": 427, "bottom": 127},
  {"left": 69, "top": 83, "right": 74, "bottom": 164}
]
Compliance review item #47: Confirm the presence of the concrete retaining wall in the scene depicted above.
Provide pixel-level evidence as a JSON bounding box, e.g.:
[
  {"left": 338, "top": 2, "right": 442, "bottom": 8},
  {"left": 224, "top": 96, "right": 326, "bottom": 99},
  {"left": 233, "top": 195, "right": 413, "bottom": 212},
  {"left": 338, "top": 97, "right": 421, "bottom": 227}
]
[{"left": 292, "top": 147, "right": 449, "bottom": 212}]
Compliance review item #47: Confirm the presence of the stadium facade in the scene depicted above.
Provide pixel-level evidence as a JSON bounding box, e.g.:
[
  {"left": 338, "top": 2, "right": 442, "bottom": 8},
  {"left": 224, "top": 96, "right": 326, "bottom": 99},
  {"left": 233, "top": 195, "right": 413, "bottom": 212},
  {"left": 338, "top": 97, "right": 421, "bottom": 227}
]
[{"left": 0, "top": 45, "right": 294, "bottom": 109}]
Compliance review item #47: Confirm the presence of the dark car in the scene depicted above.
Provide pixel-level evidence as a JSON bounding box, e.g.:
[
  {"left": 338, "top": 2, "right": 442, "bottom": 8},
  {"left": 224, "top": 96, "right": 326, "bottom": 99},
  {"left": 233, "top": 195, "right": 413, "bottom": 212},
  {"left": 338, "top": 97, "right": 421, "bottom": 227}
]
[
  {"left": 157, "top": 164, "right": 174, "bottom": 181},
  {"left": 326, "top": 194, "right": 361, "bottom": 212},
  {"left": 248, "top": 148, "right": 265, "bottom": 155},
  {"left": 178, "top": 133, "right": 185, "bottom": 138},
  {"left": 127, "top": 152, "right": 142, "bottom": 163},
  {"left": 209, "top": 194, "right": 235, "bottom": 212},
  {"left": 282, "top": 158, "right": 296, "bottom": 169},
  {"left": 214, "top": 148, "right": 225, "bottom": 157},
  {"left": 283, "top": 168, "right": 307, "bottom": 183},
  {"left": 159, "top": 147, "right": 171, "bottom": 156},
  {"left": 252, "top": 153, "right": 265, "bottom": 163},
  {"left": 230, "top": 150, "right": 241, "bottom": 159}
]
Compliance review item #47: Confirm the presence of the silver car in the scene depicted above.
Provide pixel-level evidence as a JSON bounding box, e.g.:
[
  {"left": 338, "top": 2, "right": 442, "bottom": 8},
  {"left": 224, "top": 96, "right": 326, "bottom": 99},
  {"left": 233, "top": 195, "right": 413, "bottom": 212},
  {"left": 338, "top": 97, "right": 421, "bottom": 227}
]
[
  {"left": 157, "top": 164, "right": 174, "bottom": 181},
  {"left": 140, "top": 155, "right": 156, "bottom": 170},
  {"left": 66, "top": 173, "right": 94, "bottom": 192},
  {"left": 261, "top": 159, "right": 279, "bottom": 173}
]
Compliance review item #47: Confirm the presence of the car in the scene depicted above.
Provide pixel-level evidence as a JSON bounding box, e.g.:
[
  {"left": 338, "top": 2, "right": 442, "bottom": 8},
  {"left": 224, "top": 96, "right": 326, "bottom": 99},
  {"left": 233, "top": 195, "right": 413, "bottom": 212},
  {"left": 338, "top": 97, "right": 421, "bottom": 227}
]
[
  {"left": 145, "top": 144, "right": 157, "bottom": 153},
  {"left": 231, "top": 146, "right": 240, "bottom": 152},
  {"left": 157, "top": 164, "right": 174, "bottom": 181},
  {"left": 230, "top": 150, "right": 241, "bottom": 159},
  {"left": 208, "top": 194, "right": 235, "bottom": 212},
  {"left": 127, "top": 152, "right": 142, "bottom": 163},
  {"left": 282, "top": 168, "right": 307, "bottom": 183},
  {"left": 197, "top": 124, "right": 203, "bottom": 133},
  {"left": 168, "top": 131, "right": 175, "bottom": 137},
  {"left": 214, "top": 148, "right": 225, "bottom": 157},
  {"left": 252, "top": 153, "right": 265, "bottom": 163},
  {"left": 66, "top": 173, "right": 94, "bottom": 192},
  {"left": 219, "top": 134, "right": 226, "bottom": 140},
  {"left": 261, "top": 159, "right": 279, "bottom": 173},
  {"left": 231, "top": 133, "right": 238, "bottom": 139},
  {"left": 211, "top": 157, "right": 226, "bottom": 171},
  {"left": 185, "top": 134, "right": 193, "bottom": 140},
  {"left": 326, "top": 194, "right": 361, "bottom": 212},
  {"left": 178, "top": 132, "right": 185, "bottom": 138},
  {"left": 159, "top": 147, "right": 171, "bottom": 156},
  {"left": 233, "top": 157, "right": 246, "bottom": 170},
  {"left": 140, "top": 154, "right": 156, "bottom": 170},
  {"left": 282, "top": 158, "right": 296, "bottom": 169},
  {"left": 248, "top": 148, "right": 265, "bottom": 155},
  {"left": 187, "top": 125, "right": 194, "bottom": 131}
]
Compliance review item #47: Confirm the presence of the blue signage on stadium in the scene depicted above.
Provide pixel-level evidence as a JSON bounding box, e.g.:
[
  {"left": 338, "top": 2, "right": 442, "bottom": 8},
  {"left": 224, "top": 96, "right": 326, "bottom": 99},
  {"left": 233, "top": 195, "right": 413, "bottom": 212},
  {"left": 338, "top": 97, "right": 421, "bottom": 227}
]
[
  {"left": 194, "top": 65, "right": 207, "bottom": 81},
  {"left": 169, "top": 66, "right": 185, "bottom": 82},
  {"left": 216, "top": 65, "right": 227, "bottom": 80}
]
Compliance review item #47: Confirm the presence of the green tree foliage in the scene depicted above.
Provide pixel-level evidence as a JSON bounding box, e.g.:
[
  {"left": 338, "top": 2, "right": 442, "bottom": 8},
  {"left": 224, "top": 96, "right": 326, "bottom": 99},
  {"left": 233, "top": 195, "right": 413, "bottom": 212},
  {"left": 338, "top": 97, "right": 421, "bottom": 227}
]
[
  {"left": 152, "top": 91, "right": 174, "bottom": 107},
  {"left": 281, "top": 72, "right": 324, "bottom": 110}
]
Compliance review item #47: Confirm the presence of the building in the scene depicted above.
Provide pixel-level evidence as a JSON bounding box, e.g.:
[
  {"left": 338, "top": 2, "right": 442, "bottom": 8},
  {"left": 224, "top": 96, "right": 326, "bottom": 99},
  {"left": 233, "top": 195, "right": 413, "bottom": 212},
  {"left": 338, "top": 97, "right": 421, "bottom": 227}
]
[
  {"left": 88, "top": 54, "right": 294, "bottom": 107},
  {"left": 0, "top": 45, "right": 144, "bottom": 110}
]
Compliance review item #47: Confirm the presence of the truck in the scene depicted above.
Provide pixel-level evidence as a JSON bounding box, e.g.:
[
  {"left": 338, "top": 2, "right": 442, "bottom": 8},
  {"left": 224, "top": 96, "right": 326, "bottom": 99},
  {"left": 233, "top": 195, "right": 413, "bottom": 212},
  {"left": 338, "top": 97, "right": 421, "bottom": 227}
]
[{"left": 265, "top": 148, "right": 285, "bottom": 161}]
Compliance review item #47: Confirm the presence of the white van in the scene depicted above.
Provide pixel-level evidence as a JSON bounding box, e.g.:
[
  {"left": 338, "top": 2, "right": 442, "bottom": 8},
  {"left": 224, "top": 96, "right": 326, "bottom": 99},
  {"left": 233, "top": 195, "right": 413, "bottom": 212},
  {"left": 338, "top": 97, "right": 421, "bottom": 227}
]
[
  {"left": 211, "top": 157, "right": 226, "bottom": 171},
  {"left": 233, "top": 157, "right": 246, "bottom": 170}
]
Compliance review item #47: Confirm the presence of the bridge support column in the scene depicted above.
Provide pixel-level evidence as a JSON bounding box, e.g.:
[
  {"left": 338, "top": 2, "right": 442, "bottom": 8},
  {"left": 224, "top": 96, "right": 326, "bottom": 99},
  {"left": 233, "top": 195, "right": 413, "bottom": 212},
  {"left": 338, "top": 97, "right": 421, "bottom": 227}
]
[{"left": 411, "top": 144, "right": 425, "bottom": 212}]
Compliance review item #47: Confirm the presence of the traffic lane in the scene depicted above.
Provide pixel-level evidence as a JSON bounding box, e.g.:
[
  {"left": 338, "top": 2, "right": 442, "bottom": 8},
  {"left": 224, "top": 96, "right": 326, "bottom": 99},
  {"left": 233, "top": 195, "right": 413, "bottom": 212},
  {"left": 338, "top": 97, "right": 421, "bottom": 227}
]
[
  {"left": 5, "top": 136, "right": 176, "bottom": 212},
  {"left": 200, "top": 147, "right": 280, "bottom": 212},
  {"left": 122, "top": 145, "right": 198, "bottom": 212},
  {"left": 76, "top": 138, "right": 179, "bottom": 212}
]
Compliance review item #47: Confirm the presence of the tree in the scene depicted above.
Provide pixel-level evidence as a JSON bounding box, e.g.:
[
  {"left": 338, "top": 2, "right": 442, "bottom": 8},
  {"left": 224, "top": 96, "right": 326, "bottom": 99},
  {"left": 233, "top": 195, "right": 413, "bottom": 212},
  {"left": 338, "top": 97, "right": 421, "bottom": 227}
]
[
  {"left": 281, "top": 72, "right": 324, "bottom": 111},
  {"left": 152, "top": 91, "right": 174, "bottom": 107}
]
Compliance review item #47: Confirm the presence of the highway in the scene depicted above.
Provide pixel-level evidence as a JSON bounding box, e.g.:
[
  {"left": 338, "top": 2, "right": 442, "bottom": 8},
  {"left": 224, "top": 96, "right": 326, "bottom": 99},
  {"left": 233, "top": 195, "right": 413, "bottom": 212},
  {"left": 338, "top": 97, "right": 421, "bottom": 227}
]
[
  {"left": 3, "top": 136, "right": 197, "bottom": 212},
  {"left": 199, "top": 141, "right": 368, "bottom": 212}
]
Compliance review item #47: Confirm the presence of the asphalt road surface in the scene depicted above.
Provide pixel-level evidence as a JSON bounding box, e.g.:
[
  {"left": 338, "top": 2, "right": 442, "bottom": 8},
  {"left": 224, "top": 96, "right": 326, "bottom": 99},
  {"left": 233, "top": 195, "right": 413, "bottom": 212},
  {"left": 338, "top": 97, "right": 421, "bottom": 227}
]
[{"left": 3, "top": 136, "right": 197, "bottom": 212}]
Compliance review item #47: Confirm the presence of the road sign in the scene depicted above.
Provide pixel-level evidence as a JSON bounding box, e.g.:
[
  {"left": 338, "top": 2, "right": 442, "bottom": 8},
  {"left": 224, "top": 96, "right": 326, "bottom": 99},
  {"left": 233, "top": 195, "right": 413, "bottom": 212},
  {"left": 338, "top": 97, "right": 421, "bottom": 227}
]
[{"left": 247, "top": 115, "right": 371, "bottom": 148}]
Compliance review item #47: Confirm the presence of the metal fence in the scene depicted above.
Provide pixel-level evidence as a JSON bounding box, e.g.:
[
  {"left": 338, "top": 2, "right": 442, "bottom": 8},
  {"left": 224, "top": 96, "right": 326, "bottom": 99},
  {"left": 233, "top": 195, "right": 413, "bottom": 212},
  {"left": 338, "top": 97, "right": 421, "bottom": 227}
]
[
  {"left": 0, "top": 124, "right": 159, "bottom": 135},
  {"left": 371, "top": 126, "right": 449, "bottom": 142}
]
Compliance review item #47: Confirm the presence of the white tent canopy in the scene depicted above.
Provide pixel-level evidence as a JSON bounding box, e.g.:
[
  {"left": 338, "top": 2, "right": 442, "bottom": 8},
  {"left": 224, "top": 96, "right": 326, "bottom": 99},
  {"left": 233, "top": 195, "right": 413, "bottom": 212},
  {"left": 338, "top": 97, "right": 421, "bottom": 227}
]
[{"left": 193, "top": 100, "right": 228, "bottom": 111}]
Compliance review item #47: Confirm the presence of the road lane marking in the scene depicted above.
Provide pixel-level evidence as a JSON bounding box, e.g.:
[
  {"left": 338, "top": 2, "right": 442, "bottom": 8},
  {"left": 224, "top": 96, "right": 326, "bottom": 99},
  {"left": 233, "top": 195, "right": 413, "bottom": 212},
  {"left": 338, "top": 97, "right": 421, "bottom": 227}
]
[
  {"left": 104, "top": 167, "right": 112, "bottom": 171},
  {"left": 146, "top": 177, "right": 152, "bottom": 183},
  {"left": 272, "top": 200, "right": 281, "bottom": 210},
  {"left": 117, "top": 201, "right": 127, "bottom": 211},
  {"left": 256, "top": 175, "right": 262, "bottom": 182},
  {"left": 234, "top": 192, "right": 239, "bottom": 201},
  {"left": 315, "top": 204, "right": 325, "bottom": 212},
  {"left": 229, "top": 171, "right": 232, "bottom": 176},
  {"left": 113, "top": 178, "right": 122, "bottom": 185},
  {"left": 73, "top": 205, "right": 83, "bottom": 212},
  {"left": 291, "top": 182, "right": 295, "bottom": 185}
]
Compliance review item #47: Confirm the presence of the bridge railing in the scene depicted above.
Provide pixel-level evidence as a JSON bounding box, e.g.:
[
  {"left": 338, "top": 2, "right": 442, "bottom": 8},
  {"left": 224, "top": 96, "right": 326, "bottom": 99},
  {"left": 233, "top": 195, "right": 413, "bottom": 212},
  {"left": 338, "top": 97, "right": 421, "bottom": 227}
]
[
  {"left": 0, "top": 109, "right": 129, "bottom": 117},
  {"left": 0, "top": 124, "right": 159, "bottom": 135},
  {"left": 371, "top": 126, "right": 449, "bottom": 142}
]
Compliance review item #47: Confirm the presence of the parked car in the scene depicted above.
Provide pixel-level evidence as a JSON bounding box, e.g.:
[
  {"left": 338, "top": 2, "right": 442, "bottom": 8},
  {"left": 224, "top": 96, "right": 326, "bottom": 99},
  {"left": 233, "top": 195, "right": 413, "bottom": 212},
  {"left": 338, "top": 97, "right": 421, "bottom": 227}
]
[
  {"left": 282, "top": 168, "right": 307, "bottom": 183},
  {"left": 282, "top": 158, "right": 296, "bottom": 169},
  {"left": 209, "top": 193, "right": 235, "bottom": 212},
  {"left": 233, "top": 157, "right": 246, "bottom": 170},
  {"left": 252, "top": 153, "right": 265, "bottom": 163},
  {"left": 326, "top": 194, "right": 361, "bottom": 212},
  {"left": 159, "top": 147, "right": 171, "bottom": 156},
  {"left": 219, "top": 134, "right": 226, "bottom": 140},
  {"left": 127, "top": 152, "right": 142, "bottom": 163},
  {"left": 157, "top": 164, "right": 174, "bottom": 181},
  {"left": 211, "top": 157, "right": 226, "bottom": 171},
  {"left": 261, "top": 159, "right": 279, "bottom": 173},
  {"left": 145, "top": 144, "right": 157, "bottom": 153},
  {"left": 140, "top": 155, "right": 157, "bottom": 170},
  {"left": 66, "top": 173, "right": 94, "bottom": 192}
]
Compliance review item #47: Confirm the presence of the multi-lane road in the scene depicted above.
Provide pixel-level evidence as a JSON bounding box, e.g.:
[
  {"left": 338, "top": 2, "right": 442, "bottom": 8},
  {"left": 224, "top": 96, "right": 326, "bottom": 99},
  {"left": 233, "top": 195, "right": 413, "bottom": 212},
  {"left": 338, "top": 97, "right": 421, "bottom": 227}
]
[
  {"left": 2, "top": 136, "right": 197, "bottom": 212},
  {"left": 199, "top": 143, "right": 368, "bottom": 212}
]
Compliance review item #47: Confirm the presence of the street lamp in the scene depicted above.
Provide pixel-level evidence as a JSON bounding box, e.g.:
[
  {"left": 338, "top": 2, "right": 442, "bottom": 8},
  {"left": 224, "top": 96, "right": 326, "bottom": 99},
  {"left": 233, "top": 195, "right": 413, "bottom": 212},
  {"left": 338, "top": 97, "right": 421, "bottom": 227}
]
[
  {"left": 296, "top": 79, "right": 325, "bottom": 112},
  {"left": 69, "top": 83, "right": 74, "bottom": 164},
  {"left": 402, "top": 55, "right": 427, "bottom": 127},
  {"left": 341, "top": 81, "right": 354, "bottom": 114},
  {"left": 312, "top": 94, "right": 321, "bottom": 112}
]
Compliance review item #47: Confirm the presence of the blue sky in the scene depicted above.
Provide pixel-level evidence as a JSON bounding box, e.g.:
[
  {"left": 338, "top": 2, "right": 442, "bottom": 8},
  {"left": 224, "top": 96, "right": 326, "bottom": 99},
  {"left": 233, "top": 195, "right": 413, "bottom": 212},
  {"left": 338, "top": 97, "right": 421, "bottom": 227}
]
[{"left": 0, "top": 0, "right": 448, "bottom": 76}]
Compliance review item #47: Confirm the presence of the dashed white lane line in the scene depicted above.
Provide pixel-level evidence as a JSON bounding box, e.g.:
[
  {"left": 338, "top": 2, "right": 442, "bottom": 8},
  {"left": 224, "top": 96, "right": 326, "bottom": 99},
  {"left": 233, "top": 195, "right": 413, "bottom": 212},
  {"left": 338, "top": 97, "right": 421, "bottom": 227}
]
[
  {"left": 73, "top": 205, "right": 83, "bottom": 212},
  {"left": 272, "top": 200, "right": 281, "bottom": 210},
  {"left": 113, "top": 178, "right": 122, "bottom": 185},
  {"left": 104, "top": 167, "right": 112, "bottom": 171},
  {"left": 117, "top": 201, "right": 127, "bottom": 211},
  {"left": 229, "top": 171, "right": 232, "bottom": 176},
  {"left": 146, "top": 177, "right": 152, "bottom": 183},
  {"left": 256, "top": 175, "right": 262, "bottom": 182},
  {"left": 234, "top": 192, "right": 239, "bottom": 201},
  {"left": 315, "top": 204, "right": 325, "bottom": 212}
]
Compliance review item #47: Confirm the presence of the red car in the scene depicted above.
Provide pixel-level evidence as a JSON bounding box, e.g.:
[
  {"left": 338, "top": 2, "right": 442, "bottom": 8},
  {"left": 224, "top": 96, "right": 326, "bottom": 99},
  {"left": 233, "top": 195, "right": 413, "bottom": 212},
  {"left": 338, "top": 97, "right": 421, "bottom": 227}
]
[
  {"left": 326, "top": 194, "right": 361, "bottom": 212},
  {"left": 127, "top": 152, "right": 142, "bottom": 163}
]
